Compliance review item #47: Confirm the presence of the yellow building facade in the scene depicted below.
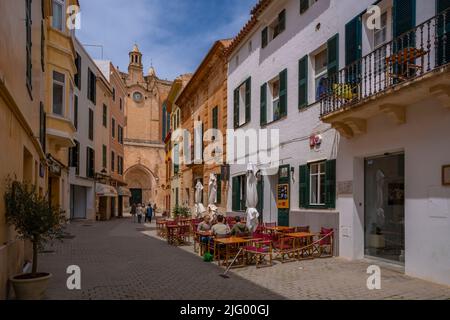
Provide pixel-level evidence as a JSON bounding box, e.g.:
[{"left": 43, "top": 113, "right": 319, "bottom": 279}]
[
  {"left": 0, "top": 0, "right": 55, "bottom": 299},
  {"left": 177, "top": 40, "right": 231, "bottom": 216},
  {"left": 165, "top": 74, "right": 192, "bottom": 214},
  {"left": 44, "top": 0, "right": 79, "bottom": 218}
]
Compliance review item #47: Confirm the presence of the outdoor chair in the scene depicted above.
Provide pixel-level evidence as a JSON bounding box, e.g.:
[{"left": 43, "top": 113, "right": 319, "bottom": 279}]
[
  {"left": 156, "top": 219, "right": 166, "bottom": 237},
  {"left": 273, "top": 236, "right": 296, "bottom": 263},
  {"left": 312, "top": 228, "right": 334, "bottom": 258},
  {"left": 295, "top": 226, "right": 310, "bottom": 233},
  {"left": 264, "top": 222, "right": 277, "bottom": 228},
  {"left": 212, "top": 234, "right": 230, "bottom": 263},
  {"left": 243, "top": 239, "right": 273, "bottom": 268},
  {"left": 281, "top": 227, "right": 296, "bottom": 234},
  {"left": 177, "top": 225, "right": 191, "bottom": 245}
]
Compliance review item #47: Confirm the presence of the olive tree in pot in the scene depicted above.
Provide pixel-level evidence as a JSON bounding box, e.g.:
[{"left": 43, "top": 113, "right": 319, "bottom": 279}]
[{"left": 4, "top": 179, "right": 66, "bottom": 300}]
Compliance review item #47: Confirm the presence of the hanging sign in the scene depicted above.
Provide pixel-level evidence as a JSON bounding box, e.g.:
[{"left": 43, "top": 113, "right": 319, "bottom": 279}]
[{"left": 277, "top": 184, "right": 289, "bottom": 209}]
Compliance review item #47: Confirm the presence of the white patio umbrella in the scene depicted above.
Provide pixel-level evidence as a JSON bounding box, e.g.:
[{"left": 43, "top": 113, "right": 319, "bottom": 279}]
[
  {"left": 208, "top": 173, "right": 219, "bottom": 219},
  {"left": 194, "top": 180, "right": 206, "bottom": 218},
  {"left": 246, "top": 163, "right": 260, "bottom": 233}
]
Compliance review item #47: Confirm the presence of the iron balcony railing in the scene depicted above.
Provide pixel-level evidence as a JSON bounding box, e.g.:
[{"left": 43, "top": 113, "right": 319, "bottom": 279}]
[{"left": 320, "top": 9, "right": 450, "bottom": 117}]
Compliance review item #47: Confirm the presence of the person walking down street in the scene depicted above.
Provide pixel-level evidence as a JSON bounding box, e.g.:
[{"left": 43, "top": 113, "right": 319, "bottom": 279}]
[
  {"left": 153, "top": 203, "right": 157, "bottom": 217},
  {"left": 145, "top": 203, "right": 153, "bottom": 223},
  {"left": 137, "top": 204, "right": 144, "bottom": 224},
  {"left": 131, "top": 203, "right": 137, "bottom": 223}
]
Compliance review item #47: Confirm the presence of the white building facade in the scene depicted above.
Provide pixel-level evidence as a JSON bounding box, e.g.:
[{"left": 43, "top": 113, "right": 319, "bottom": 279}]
[
  {"left": 227, "top": 0, "right": 450, "bottom": 286},
  {"left": 69, "top": 39, "right": 97, "bottom": 221}
]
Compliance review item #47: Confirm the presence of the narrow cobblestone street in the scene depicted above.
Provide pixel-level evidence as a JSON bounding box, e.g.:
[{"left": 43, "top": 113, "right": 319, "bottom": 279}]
[{"left": 39, "top": 218, "right": 450, "bottom": 300}]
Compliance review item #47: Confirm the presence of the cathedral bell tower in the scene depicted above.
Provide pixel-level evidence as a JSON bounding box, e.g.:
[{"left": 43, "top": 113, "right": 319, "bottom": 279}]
[{"left": 128, "top": 44, "right": 144, "bottom": 83}]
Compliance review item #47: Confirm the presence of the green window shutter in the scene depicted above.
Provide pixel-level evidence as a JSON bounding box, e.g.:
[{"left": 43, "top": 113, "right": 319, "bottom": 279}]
[
  {"left": 216, "top": 174, "right": 222, "bottom": 204},
  {"left": 298, "top": 55, "right": 308, "bottom": 109},
  {"left": 278, "top": 9, "right": 286, "bottom": 33},
  {"left": 232, "top": 176, "right": 240, "bottom": 211},
  {"left": 300, "top": 0, "right": 309, "bottom": 14},
  {"left": 233, "top": 88, "right": 239, "bottom": 128},
  {"left": 245, "top": 77, "right": 251, "bottom": 123},
  {"left": 299, "top": 165, "right": 310, "bottom": 208},
  {"left": 279, "top": 68, "right": 288, "bottom": 117},
  {"left": 393, "top": 0, "right": 416, "bottom": 37},
  {"left": 260, "top": 83, "right": 267, "bottom": 126},
  {"left": 327, "top": 34, "right": 339, "bottom": 78},
  {"left": 345, "top": 16, "right": 362, "bottom": 66},
  {"left": 262, "top": 27, "right": 268, "bottom": 48},
  {"left": 325, "top": 160, "right": 337, "bottom": 209}
]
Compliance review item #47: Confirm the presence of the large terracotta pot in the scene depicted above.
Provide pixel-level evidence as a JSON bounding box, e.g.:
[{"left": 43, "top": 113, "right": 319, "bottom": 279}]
[{"left": 10, "top": 273, "right": 52, "bottom": 300}]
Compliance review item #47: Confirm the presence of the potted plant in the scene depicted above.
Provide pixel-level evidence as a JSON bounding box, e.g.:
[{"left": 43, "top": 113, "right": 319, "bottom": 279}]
[
  {"left": 172, "top": 205, "right": 191, "bottom": 219},
  {"left": 4, "top": 179, "right": 66, "bottom": 300}
]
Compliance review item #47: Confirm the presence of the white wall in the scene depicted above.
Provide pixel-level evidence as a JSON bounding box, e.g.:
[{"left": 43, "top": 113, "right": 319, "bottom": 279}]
[
  {"left": 226, "top": 0, "right": 448, "bottom": 284},
  {"left": 71, "top": 38, "right": 97, "bottom": 220},
  {"left": 337, "top": 98, "right": 450, "bottom": 286}
]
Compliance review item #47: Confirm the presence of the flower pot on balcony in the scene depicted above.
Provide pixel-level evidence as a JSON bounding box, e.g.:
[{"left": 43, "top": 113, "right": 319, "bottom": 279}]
[{"left": 10, "top": 273, "right": 52, "bottom": 300}]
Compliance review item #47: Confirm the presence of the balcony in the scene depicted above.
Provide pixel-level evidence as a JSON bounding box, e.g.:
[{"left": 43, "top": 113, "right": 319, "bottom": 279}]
[
  {"left": 320, "top": 9, "right": 450, "bottom": 138},
  {"left": 46, "top": 114, "right": 76, "bottom": 149}
]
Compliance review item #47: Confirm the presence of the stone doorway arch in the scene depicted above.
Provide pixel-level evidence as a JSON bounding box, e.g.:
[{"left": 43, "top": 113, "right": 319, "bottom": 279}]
[{"left": 124, "top": 164, "right": 158, "bottom": 205}]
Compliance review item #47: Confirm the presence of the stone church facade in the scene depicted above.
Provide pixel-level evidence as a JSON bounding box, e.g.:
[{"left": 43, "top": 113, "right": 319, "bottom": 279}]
[{"left": 120, "top": 45, "right": 172, "bottom": 211}]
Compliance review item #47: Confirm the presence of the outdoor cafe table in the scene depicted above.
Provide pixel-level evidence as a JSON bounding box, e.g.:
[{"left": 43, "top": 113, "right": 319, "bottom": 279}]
[
  {"left": 214, "top": 237, "right": 251, "bottom": 268},
  {"left": 286, "top": 232, "right": 316, "bottom": 259},
  {"left": 265, "top": 226, "right": 293, "bottom": 234}
]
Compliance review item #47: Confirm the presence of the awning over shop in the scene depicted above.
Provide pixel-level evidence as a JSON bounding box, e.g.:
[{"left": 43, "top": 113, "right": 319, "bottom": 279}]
[
  {"left": 96, "top": 183, "right": 117, "bottom": 197},
  {"left": 117, "top": 187, "right": 132, "bottom": 197}
]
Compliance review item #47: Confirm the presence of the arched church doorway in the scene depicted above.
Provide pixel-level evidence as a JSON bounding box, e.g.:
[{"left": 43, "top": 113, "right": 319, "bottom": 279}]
[{"left": 124, "top": 165, "right": 156, "bottom": 205}]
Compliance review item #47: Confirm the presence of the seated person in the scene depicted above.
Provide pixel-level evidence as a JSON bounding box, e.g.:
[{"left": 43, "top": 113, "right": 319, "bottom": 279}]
[
  {"left": 197, "top": 215, "right": 212, "bottom": 232},
  {"left": 211, "top": 215, "right": 230, "bottom": 237},
  {"left": 230, "top": 216, "right": 249, "bottom": 236},
  {"left": 197, "top": 215, "right": 212, "bottom": 244}
]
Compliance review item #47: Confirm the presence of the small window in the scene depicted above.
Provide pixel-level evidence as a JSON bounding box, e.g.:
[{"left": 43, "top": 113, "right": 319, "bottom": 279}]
[
  {"left": 52, "top": 71, "right": 65, "bottom": 116},
  {"left": 314, "top": 48, "right": 328, "bottom": 101},
  {"left": 248, "top": 40, "right": 253, "bottom": 53},
  {"left": 300, "top": 160, "right": 336, "bottom": 209},
  {"left": 52, "top": 0, "right": 65, "bottom": 31},
  {"left": 111, "top": 118, "right": 116, "bottom": 138},
  {"left": 102, "top": 145, "right": 107, "bottom": 169},
  {"left": 88, "top": 109, "right": 94, "bottom": 141},
  {"left": 268, "top": 76, "right": 281, "bottom": 122},
  {"left": 310, "top": 162, "right": 326, "bottom": 206},
  {"left": 86, "top": 147, "right": 95, "bottom": 178},
  {"left": 87, "top": 68, "right": 96, "bottom": 104},
  {"left": 262, "top": 9, "right": 286, "bottom": 48},
  {"left": 112, "top": 88, "right": 116, "bottom": 101},
  {"left": 103, "top": 104, "right": 108, "bottom": 128},
  {"left": 300, "top": 0, "right": 318, "bottom": 15},
  {"left": 111, "top": 151, "right": 115, "bottom": 172},
  {"left": 235, "top": 55, "right": 239, "bottom": 67},
  {"left": 234, "top": 78, "right": 251, "bottom": 128}
]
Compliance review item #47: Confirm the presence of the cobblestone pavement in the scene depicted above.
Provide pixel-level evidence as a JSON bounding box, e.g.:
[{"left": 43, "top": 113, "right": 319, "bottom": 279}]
[
  {"left": 40, "top": 218, "right": 450, "bottom": 300},
  {"left": 39, "top": 218, "right": 283, "bottom": 300}
]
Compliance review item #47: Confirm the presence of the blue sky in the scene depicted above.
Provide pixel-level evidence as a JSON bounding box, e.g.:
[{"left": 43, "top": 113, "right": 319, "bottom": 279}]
[{"left": 77, "top": 0, "right": 256, "bottom": 81}]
